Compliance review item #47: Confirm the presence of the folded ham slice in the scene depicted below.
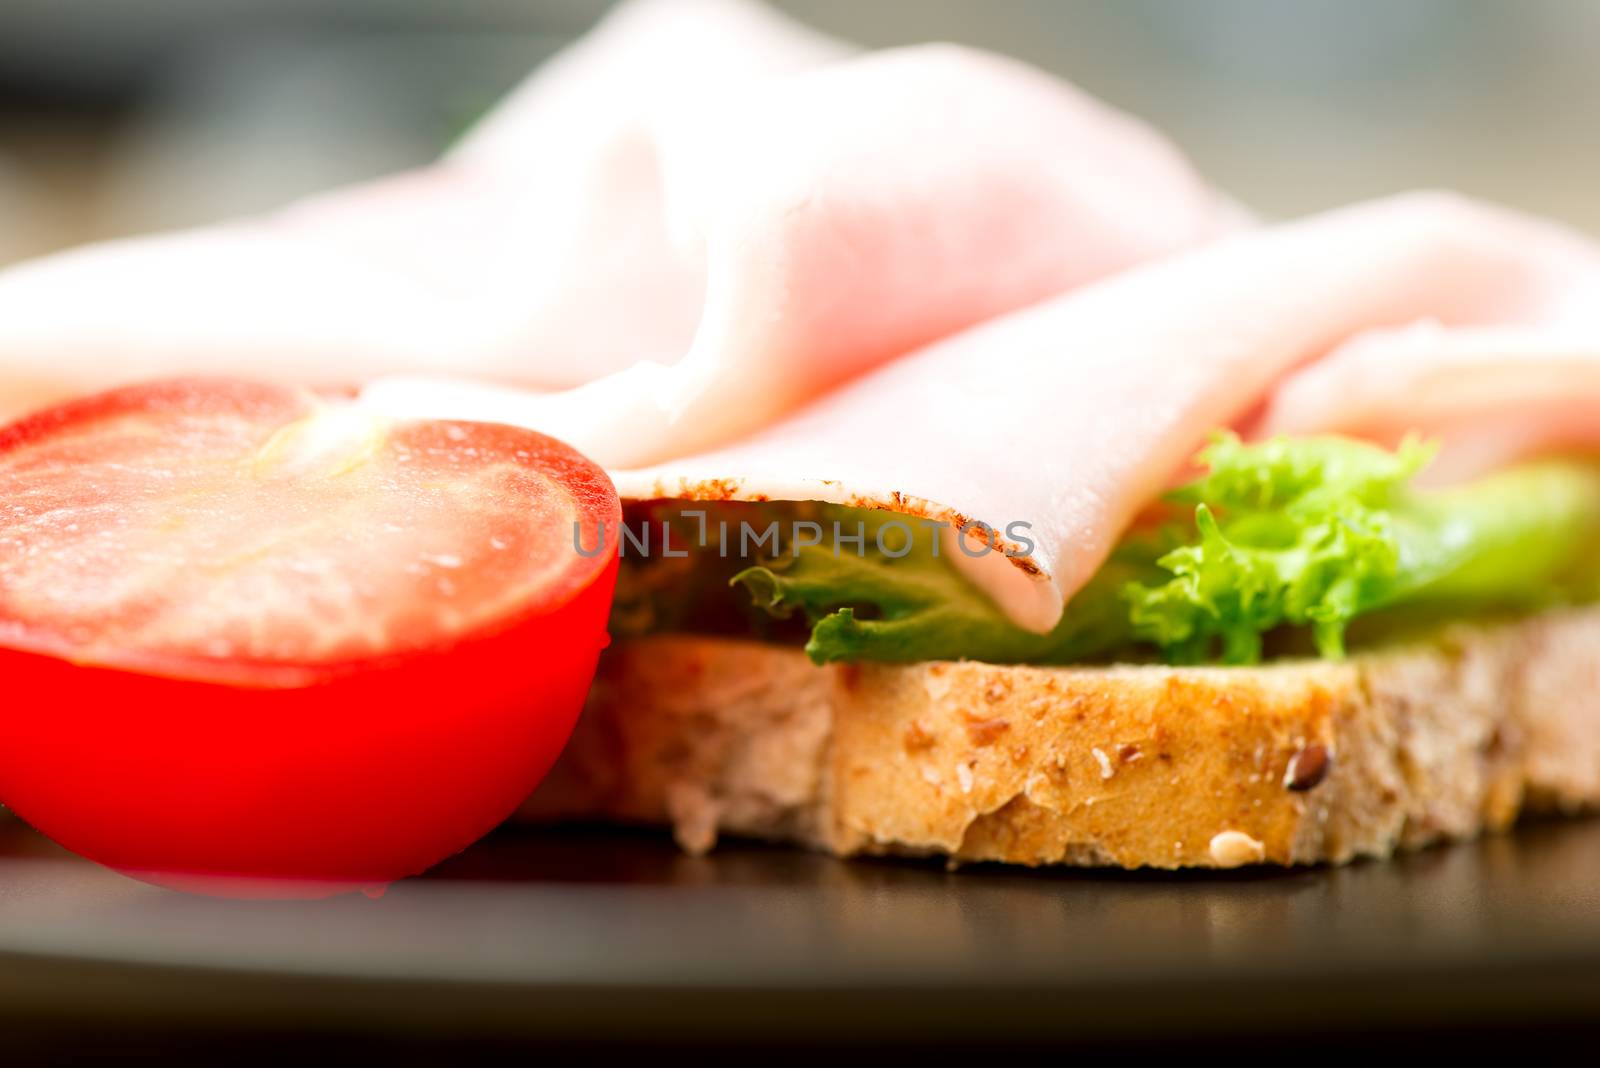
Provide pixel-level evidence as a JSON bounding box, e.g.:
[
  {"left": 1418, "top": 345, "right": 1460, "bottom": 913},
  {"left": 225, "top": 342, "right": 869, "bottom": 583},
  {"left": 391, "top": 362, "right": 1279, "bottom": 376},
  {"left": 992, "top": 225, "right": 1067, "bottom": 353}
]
[
  {"left": 1258, "top": 321, "right": 1600, "bottom": 483},
  {"left": 618, "top": 193, "right": 1600, "bottom": 631},
  {"left": 373, "top": 192, "right": 1599, "bottom": 633},
  {"left": 0, "top": 0, "right": 1224, "bottom": 463},
  {"left": 0, "top": 0, "right": 839, "bottom": 418}
]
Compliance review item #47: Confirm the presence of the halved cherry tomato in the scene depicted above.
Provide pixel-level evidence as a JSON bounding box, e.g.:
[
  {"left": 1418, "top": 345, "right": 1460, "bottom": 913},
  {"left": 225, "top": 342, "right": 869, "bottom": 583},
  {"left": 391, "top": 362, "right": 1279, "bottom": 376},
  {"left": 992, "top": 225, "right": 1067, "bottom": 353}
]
[{"left": 0, "top": 378, "right": 619, "bottom": 896}]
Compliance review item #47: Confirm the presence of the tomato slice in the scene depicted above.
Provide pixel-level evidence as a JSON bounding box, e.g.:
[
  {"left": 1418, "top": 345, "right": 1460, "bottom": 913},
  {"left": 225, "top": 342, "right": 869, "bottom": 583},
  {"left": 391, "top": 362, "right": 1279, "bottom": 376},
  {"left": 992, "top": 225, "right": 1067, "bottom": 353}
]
[{"left": 0, "top": 378, "right": 619, "bottom": 896}]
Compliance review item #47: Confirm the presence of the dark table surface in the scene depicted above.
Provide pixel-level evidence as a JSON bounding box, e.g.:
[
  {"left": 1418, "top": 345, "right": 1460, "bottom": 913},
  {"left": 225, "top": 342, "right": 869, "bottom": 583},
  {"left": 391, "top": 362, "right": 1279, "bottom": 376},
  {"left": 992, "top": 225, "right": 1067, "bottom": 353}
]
[{"left": 3, "top": 816, "right": 1599, "bottom": 1055}]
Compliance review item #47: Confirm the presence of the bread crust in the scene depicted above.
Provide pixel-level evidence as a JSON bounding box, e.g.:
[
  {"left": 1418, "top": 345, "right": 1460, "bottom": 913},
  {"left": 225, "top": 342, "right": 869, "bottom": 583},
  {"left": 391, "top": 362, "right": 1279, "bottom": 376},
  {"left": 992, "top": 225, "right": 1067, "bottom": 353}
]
[{"left": 523, "top": 607, "right": 1600, "bottom": 868}]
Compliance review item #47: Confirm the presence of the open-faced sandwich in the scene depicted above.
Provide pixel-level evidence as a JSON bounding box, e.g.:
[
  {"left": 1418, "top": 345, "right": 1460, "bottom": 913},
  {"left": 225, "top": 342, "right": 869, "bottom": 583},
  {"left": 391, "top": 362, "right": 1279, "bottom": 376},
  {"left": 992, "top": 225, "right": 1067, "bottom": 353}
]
[{"left": 1, "top": 0, "right": 1597, "bottom": 880}]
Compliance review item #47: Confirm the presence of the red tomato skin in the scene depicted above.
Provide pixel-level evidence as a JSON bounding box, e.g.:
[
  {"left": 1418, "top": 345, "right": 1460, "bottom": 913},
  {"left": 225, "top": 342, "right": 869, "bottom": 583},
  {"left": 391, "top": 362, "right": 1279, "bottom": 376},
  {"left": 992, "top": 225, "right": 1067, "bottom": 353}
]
[{"left": 0, "top": 555, "right": 616, "bottom": 898}]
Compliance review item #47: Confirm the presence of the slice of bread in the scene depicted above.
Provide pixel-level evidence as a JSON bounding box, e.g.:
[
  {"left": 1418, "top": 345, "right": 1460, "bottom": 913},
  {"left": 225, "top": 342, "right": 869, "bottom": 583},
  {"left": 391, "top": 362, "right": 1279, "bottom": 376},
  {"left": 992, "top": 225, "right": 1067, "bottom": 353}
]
[{"left": 523, "top": 606, "right": 1600, "bottom": 868}]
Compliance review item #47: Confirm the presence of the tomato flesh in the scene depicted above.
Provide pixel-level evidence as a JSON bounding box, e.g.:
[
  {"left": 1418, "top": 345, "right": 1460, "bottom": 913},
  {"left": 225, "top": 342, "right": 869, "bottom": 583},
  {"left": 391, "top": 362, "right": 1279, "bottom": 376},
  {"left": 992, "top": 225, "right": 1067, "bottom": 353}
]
[{"left": 0, "top": 378, "right": 619, "bottom": 896}]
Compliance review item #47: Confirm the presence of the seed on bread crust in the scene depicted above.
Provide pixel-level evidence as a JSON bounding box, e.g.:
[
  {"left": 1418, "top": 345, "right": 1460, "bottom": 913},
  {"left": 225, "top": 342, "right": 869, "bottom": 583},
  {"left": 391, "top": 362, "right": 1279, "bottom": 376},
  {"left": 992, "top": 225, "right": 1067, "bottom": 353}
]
[
  {"left": 903, "top": 719, "right": 937, "bottom": 752},
  {"left": 1284, "top": 744, "right": 1332, "bottom": 791},
  {"left": 963, "top": 713, "right": 1010, "bottom": 746},
  {"left": 1208, "top": 829, "right": 1266, "bottom": 867}
]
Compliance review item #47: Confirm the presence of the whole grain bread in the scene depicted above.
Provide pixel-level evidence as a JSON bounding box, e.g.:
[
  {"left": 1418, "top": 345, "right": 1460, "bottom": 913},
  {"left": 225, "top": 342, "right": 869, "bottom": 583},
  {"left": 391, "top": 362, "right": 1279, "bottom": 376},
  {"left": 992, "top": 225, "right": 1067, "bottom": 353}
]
[{"left": 522, "top": 606, "right": 1600, "bottom": 868}]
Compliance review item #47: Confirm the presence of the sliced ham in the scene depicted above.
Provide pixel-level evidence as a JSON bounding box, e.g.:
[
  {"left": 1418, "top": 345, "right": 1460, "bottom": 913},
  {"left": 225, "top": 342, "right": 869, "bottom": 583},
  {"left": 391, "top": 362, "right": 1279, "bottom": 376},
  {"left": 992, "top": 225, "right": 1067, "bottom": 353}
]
[
  {"left": 0, "top": 0, "right": 841, "bottom": 418},
  {"left": 1257, "top": 320, "right": 1600, "bottom": 482},
  {"left": 375, "top": 192, "right": 1599, "bottom": 633},
  {"left": 0, "top": 0, "right": 1224, "bottom": 462}
]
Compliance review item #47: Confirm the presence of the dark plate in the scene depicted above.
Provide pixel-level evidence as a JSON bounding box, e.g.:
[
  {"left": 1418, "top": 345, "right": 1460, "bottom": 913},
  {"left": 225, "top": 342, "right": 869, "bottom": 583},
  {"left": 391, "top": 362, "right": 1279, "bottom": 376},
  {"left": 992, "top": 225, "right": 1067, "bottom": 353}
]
[{"left": 3, "top": 816, "right": 1599, "bottom": 1055}]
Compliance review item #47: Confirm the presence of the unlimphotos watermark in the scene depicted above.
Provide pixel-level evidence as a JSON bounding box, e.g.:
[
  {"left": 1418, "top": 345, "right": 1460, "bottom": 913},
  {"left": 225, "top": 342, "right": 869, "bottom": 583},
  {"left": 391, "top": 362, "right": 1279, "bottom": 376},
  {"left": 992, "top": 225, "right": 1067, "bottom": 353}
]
[{"left": 573, "top": 510, "right": 1036, "bottom": 560}]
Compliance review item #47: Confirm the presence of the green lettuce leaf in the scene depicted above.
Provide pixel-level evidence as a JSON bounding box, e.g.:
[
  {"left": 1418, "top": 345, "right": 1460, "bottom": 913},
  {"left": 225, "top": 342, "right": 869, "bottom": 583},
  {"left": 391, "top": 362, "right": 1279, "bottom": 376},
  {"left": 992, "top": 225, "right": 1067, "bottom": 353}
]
[
  {"left": 1124, "top": 433, "right": 1432, "bottom": 662},
  {"left": 732, "top": 435, "right": 1600, "bottom": 666},
  {"left": 1128, "top": 435, "right": 1600, "bottom": 662},
  {"left": 734, "top": 512, "right": 1162, "bottom": 664}
]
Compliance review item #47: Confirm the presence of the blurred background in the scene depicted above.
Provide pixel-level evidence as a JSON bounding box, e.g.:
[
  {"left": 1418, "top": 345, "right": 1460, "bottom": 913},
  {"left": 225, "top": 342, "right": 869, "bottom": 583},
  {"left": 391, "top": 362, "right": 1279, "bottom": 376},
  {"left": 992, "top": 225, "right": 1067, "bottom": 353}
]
[{"left": 1, "top": 0, "right": 1597, "bottom": 270}]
